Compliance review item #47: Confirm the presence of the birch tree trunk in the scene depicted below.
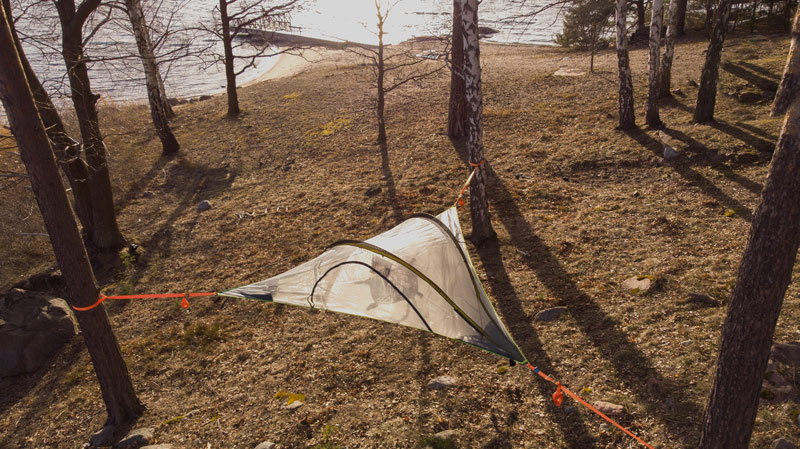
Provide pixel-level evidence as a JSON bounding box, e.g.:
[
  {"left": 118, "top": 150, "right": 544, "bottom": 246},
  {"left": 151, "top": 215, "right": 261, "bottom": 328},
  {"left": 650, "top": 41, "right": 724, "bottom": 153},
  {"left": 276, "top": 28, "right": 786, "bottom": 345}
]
[
  {"left": 55, "top": 0, "right": 125, "bottom": 252},
  {"left": 125, "top": 0, "right": 179, "bottom": 155},
  {"left": 0, "top": 5, "right": 144, "bottom": 434},
  {"left": 646, "top": 0, "right": 664, "bottom": 127},
  {"left": 155, "top": 66, "right": 175, "bottom": 119},
  {"left": 659, "top": 0, "right": 680, "bottom": 97},
  {"left": 698, "top": 10, "right": 800, "bottom": 448},
  {"left": 447, "top": 0, "right": 468, "bottom": 139},
  {"left": 2, "top": 0, "right": 93, "bottom": 235},
  {"left": 461, "top": 0, "right": 494, "bottom": 244},
  {"left": 694, "top": 0, "right": 733, "bottom": 122},
  {"left": 219, "top": 0, "right": 239, "bottom": 117},
  {"left": 615, "top": 0, "right": 636, "bottom": 129}
]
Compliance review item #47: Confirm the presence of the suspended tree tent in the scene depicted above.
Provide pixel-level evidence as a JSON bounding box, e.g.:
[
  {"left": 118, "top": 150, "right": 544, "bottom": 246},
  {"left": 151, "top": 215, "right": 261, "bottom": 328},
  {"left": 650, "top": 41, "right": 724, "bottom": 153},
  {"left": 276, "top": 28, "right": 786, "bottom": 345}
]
[{"left": 220, "top": 207, "right": 526, "bottom": 363}]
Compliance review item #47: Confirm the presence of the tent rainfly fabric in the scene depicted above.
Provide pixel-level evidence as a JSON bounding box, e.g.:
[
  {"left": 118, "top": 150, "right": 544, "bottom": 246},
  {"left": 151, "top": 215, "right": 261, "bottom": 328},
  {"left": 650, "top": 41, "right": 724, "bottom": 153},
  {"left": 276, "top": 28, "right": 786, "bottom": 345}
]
[{"left": 220, "top": 207, "right": 526, "bottom": 363}]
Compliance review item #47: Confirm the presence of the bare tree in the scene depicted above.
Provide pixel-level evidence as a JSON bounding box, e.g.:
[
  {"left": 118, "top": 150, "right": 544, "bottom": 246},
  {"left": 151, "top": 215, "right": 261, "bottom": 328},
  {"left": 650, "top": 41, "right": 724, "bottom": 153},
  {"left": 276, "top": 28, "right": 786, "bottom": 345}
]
[
  {"left": 54, "top": 0, "right": 125, "bottom": 251},
  {"left": 124, "top": 0, "right": 179, "bottom": 155},
  {"left": 2, "top": 0, "right": 94, "bottom": 236},
  {"left": 347, "top": 0, "right": 445, "bottom": 144},
  {"left": 645, "top": 0, "right": 664, "bottom": 127},
  {"left": 205, "top": 0, "right": 299, "bottom": 117},
  {"left": 0, "top": 5, "right": 143, "bottom": 442},
  {"left": 697, "top": 9, "right": 800, "bottom": 448},
  {"left": 447, "top": 0, "right": 467, "bottom": 139},
  {"left": 693, "top": 0, "right": 733, "bottom": 122},
  {"left": 461, "top": 0, "right": 494, "bottom": 244},
  {"left": 615, "top": 0, "right": 636, "bottom": 129},
  {"left": 675, "top": 0, "right": 688, "bottom": 35},
  {"left": 659, "top": 0, "right": 679, "bottom": 98}
]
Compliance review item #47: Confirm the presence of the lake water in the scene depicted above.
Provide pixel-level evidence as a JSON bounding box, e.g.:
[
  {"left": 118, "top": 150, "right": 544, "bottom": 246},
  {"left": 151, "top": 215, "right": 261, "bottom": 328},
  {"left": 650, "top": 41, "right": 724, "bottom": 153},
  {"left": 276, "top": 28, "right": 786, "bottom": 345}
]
[{"left": 10, "top": 0, "right": 563, "bottom": 105}]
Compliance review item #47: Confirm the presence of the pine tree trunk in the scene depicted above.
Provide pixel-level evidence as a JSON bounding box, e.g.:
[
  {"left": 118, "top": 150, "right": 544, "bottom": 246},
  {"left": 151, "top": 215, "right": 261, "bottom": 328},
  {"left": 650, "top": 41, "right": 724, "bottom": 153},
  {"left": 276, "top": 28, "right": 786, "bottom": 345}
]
[
  {"left": 447, "top": 0, "right": 468, "bottom": 139},
  {"left": 2, "top": 0, "right": 93, "bottom": 235},
  {"left": 676, "top": 0, "right": 688, "bottom": 35},
  {"left": 646, "top": 0, "right": 665, "bottom": 127},
  {"left": 461, "top": 0, "right": 495, "bottom": 244},
  {"left": 615, "top": 0, "right": 636, "bottom": 129},
  {"left": 698, "top": 11, "right": 800, "bottom": 448},
  {"left": 694, "top": 0, "right": 732, "bottom": 122},
  {"left": 55, "top": 0, "right": 125, "bottom": 252},
  {"left": 660, "top": 0, "right": 680, "bottom": 97},
  {"left": 125, "top": 0, "right": 179, "bottom": 156},
  {"left": 635, "top": 0, "right": 647, "bottom": 34},
  {"left": 0, "top": 6, "right": 144, "bottom": 431},
  {"left": 220, "top": 0, "right": 239, "bottom": 117}
]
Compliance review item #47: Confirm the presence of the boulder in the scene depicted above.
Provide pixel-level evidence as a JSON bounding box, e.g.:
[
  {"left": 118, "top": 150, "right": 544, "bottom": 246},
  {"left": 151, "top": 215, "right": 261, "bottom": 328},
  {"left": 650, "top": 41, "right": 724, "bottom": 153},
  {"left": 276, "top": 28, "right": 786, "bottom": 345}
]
[
  {"left": 622, "top": 276, "right": 652, "bottom": 294},
  {"left": 0, "top": 289, "right": 77, "bottom": 377},
  {"left": 197, "top": 200, "right": 212, "bottom": 212},
  {"left": 254, "top": 442, "right": 276, "bottom": 449},
  {"left": 762, "top": 342, "right": 800, "bottom": 403}
]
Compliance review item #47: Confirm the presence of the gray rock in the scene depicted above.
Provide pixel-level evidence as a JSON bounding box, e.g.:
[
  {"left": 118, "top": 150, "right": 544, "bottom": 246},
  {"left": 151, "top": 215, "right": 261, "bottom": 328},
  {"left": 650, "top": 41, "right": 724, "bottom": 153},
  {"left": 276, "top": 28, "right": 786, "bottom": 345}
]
[
  {"left": 254, "top": 442, "right": 276, "bottom": 449},
  {"left": 774, "top": 438, "right": 797, "bottom": 449},
  {"left": 427, "top": 375, "right": 457, "bottom": 389},
  {"left": 688, "top": 79, "right": 699, "bottom": 87},
  {"left": 672, "top": 87, "right": 685, "bottom": 97},
  {"left": 433, "top": 429, "right": 457, "bottom": 439},
  {"left": 762, "top": 342, "right": 800, "bottom": 403},
  {"left": 89, "top": 425, "right": 116, "bottom": 448},
  {"left": 663, "top": 144, "right": 679, "bottom": 160},
  {"left": 564, "top": 406, "right": 577, "bottom": 415},
  {"left": 198, "top": 95, "right": 212, "bottom": 101},
  {"left": 0, "top": 289, "right": 77, "bottom": 377},
  {"left": 535, "top": 307, "right": 567, "bottom": 322},
  {"left": 118, "top": 427, "right": 155, "bottom": 449},
  {"left": 197, "top": 200, "right": 212, "bottom": 212},
  {"left": 622, "top": 276, "right": 652, "bottom": 294},
  {"left": 680, "top": 339, "right": 693, "bottom": 346},
  {"left": 593, "top": 401, "right": 624, "bottom": 416},
  {"left": 683, "top": 292, "right": 720, "bottom": 307}
]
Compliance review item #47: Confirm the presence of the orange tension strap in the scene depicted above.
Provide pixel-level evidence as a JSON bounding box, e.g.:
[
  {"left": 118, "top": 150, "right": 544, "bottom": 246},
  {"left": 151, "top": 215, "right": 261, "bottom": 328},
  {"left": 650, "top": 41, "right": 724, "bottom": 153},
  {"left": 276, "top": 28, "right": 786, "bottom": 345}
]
[
  {"left": 455, "top": 160, "right": 487, "bottom": 207},
  {"left": 71, "top": 292, "right": 217, "bottom": 311},
  {"left": 527, "top": 363, "right": 655, "bottom": 449}
]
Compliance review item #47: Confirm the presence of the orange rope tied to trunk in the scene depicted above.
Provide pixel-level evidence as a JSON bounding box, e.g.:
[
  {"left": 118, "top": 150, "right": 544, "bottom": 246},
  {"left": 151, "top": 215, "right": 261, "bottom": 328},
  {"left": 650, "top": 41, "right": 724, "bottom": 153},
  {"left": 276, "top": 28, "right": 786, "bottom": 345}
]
[
  {"left": 71, "top": 292, "right": 217, "bottom": 311},
  {"left": 527, "top": 363, "right": 655, "bottom": 449},
  {"left": 455, "top": 160, "right": 486, "bottom": 207}
]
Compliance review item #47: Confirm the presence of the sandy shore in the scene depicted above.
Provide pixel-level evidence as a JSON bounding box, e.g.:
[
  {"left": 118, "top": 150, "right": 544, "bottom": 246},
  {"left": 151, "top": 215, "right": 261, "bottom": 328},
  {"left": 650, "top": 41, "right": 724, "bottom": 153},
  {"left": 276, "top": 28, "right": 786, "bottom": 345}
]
[{"left": 243, "top": 48, "right": 338, "bottom": 86}]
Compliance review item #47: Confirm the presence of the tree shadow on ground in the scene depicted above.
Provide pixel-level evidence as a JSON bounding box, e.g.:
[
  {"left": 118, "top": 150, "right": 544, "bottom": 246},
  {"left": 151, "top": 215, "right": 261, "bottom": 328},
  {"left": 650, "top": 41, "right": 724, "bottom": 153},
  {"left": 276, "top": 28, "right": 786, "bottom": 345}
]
[
  {"left": 451, "top": 137, "right": 704, "bottom": 447},
  {"left": 116, "top": 154, "right": 173, "bottom": 213},
  {"left": 380, "top": 141, "right": 403, "bottom": 225},
  {"left": 105, "top": 161, "right": 239, "bottom": 315},
  {"left": 625, "top": 128, "right": 754, "bottom": 221},
  {"left": 721, "top": 61, "right": 779, "bottom": 93},
  {"left": 660, "top": 127, "right": 764, "bottom": 195},
  {"left": 0, "top": 337, "right": 106, "bottom": 442},
  {"left": 737, "top": 61, "right": 781, "bottom": 81},
  {"left": 709, "top": 119, "right": 776, "bottom": 153},
  {"left": 660, "top": 95, "right": 694, "bottom": 113}
]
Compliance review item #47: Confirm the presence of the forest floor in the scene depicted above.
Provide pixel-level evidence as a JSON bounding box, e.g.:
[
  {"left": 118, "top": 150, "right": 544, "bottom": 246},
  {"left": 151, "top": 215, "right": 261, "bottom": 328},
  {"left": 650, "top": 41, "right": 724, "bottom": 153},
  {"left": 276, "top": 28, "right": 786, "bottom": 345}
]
[{"left": 0, "top": 28, "right": 797, "bottom": 449}]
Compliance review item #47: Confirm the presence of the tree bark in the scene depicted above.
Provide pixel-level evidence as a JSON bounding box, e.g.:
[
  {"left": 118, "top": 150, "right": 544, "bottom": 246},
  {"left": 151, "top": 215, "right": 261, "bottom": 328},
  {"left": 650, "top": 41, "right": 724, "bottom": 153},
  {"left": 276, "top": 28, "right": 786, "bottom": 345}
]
[
  {"left": 698, "top": 10, "right": 800, "bottom": 449},
  {"left": 447, "top": 0, "right": 468, "bottom": 139},
  {"left": 635, "top": 0, "right": 647, "bottom": 35},
  {"left": 156, "top": 67, "right": 175, "bottom": 119},
  {"left": 55, "top": 0, "right": 125, "bottom": 252},
  {"left": 693, "top": 0, "right": 732, "bottom": 123},
  {"left": 461, "top": 0, "right": 494, "bottom": 244},
  {"left": 2, "top": 0, "right": 93, "bottom": 235},
  {"left": 676, "top": 0, "right": 688, "bottom": 36},
  {"left": 220, "top": 0, "right": 239, "bottom": 117},
  {"left": 0, "top": 5, "right": 144, "bottom": 431},
  {"left": 646, "top": 0, "right": 664, "bottom": 127},
  {"left": 660, "top": 0, "right": 680, "bottom": 98},
  {"left": 615, "top": 0, "right": 636, "bottom": 129},
  {"left": 376, "top": 12, "right": 387, "bottom": 144},
  {"left": 125, "top": 0, "right": 179, "bottom": 155}
]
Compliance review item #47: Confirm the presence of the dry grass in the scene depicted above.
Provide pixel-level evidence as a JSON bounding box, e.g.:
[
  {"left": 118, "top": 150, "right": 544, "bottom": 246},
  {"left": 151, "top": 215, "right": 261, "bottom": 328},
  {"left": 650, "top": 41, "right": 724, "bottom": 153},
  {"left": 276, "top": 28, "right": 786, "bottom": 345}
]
[{"left": 0, "top": 31, "right": 798, "bottom": 448}]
